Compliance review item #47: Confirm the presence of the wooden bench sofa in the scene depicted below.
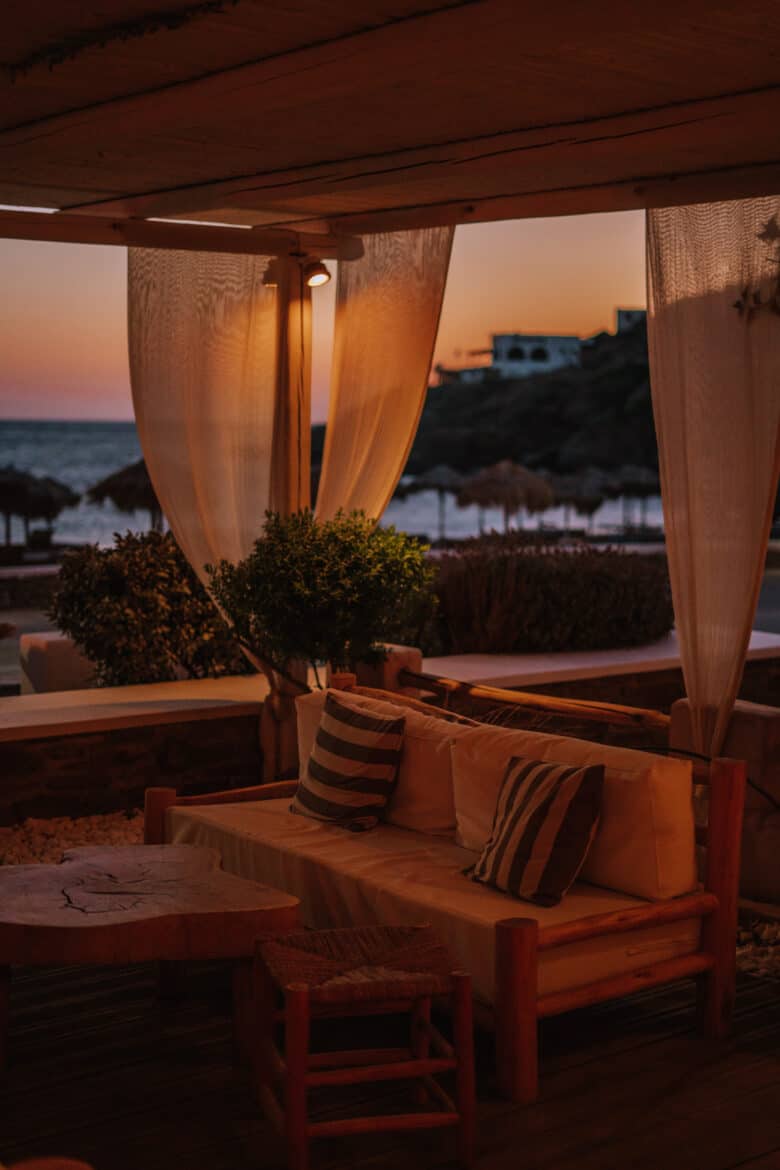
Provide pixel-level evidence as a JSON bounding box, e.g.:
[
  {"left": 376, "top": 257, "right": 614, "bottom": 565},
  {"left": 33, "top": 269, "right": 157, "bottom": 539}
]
[{"left": 144, "top": 682, "right": 746, "bottom": 1104}]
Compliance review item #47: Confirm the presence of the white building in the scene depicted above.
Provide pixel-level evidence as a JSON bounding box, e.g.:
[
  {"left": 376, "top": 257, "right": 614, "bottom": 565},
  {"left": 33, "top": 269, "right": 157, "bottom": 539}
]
[
  {"left": 615, "top": 307, "right": 646, "bottom": 332},
  {"left": 437, "top": 332, "right": 582, "bottom": 384}
]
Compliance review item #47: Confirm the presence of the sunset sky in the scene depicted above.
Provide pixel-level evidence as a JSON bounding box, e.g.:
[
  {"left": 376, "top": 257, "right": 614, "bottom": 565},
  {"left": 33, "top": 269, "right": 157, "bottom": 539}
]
[{"left": 0, "top": 210, "right": 646, "bottom": 423}]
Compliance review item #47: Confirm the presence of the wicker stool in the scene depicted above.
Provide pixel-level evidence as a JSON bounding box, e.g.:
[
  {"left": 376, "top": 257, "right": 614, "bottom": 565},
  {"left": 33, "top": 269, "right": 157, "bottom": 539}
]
[{"left": 253, "top": 924, "right": 475, "bottom": 1170}]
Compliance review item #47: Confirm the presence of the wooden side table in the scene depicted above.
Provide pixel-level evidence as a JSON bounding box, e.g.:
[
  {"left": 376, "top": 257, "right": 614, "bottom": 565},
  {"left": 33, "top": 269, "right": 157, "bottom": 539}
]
[
  {"left": 0, "top": 844, "right": 300, "bottom": 1068},
  {"left": 254, "top": 923, "right": 476, "bottom": 1170}
]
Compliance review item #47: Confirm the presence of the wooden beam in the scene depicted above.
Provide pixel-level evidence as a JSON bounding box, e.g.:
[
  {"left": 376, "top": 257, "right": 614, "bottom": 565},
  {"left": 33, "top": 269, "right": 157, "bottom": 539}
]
[
  {"left": 0, "top": 209, "right": 361, "bottom": 258},
  {"left": 54, "top": 82, "right": 780, "bottom": 230},
  {"left": 324, "top": 161, "right": 780, "bottom": 235}
]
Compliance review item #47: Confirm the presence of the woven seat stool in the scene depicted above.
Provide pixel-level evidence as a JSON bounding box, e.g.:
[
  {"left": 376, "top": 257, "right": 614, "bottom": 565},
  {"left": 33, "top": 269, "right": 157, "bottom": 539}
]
[{"left": 253, "top": 923, "right": 476, "bottom": 1170}]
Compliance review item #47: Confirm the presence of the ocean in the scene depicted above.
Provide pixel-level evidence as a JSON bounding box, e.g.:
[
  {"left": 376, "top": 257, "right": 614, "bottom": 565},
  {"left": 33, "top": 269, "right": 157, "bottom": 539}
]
[{"left": 0, "top": 419, "right": 664, "bottom": 547}]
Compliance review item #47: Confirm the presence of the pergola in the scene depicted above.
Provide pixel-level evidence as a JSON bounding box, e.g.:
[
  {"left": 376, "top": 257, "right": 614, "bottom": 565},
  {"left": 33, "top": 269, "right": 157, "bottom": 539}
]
[
  {"left": 2, "top": 0, "right": 780, "bottom": 759},
  {"left": 2, "top": 1, "right": 780, "bottom": 245}
]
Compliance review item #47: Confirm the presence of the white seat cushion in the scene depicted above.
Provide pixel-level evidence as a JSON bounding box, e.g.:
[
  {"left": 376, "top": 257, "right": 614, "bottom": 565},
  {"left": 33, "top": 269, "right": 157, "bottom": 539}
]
[
  {"left": 451, "top": 724, "right": 696, "bottom": 901},
  {"left": 168, "top": 798, "right": 701, "bottom": 1004}
]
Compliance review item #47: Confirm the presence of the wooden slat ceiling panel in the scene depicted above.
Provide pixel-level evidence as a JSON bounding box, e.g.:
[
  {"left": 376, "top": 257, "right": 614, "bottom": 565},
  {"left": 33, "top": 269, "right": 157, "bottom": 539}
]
[
  {"left": 2, "top": 0, "right": 780, "bottom": 226},
  {"left": 2, "top": 1, "right": 459, "bottom": 131}
]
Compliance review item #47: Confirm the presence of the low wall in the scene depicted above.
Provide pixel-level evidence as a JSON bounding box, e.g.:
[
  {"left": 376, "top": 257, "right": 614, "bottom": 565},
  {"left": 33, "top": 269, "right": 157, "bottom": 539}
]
[{"left": 0, "top": 675, "right": 267, "bottom": 824}]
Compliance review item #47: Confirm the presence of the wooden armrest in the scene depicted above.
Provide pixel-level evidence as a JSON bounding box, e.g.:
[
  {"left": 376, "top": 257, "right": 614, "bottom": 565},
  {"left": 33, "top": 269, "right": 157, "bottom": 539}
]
[
  {"left": 174, "top": 780, "right": 298, "bottom": 807},
  {"left": 532, "top": 891, "right": 717, "bottom": 951},
  {"left": 144, "top": 780, "right": 298, "bottom": 842}
]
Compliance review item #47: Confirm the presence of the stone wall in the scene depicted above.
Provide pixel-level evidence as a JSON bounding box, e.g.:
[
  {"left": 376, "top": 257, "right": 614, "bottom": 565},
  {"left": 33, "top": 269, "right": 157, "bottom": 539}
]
[{"left": 0, "top": 711, "right": 263, "bottom": 824}]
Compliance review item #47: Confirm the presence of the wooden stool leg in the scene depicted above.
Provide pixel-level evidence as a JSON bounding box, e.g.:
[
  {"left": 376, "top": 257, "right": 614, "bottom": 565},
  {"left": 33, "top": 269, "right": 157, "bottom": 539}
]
[
  {"left": 285, "top": 983, "right": 310, "bottom": 1170},
  {"left": 411, "top": 995, "right": 431, "bottom": 1105},
  {"left": 453, "top": 972, "right": 476, "bottom": 1169},
  {"left": 0, "top": 965, "right": 10, "bottom": 1071},
  {"left": 495, "top": 918, "right": 539, "bottom": 1104}
]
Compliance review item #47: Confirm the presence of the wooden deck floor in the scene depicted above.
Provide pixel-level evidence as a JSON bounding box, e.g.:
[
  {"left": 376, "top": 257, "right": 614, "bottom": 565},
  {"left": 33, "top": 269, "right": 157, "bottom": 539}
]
[{"left": 1, "top": 963, "right": 779, "bottom": 1170}]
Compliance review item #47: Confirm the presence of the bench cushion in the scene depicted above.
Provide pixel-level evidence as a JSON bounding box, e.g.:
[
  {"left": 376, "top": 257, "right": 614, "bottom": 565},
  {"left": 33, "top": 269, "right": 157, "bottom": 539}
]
[
  {"left": 168, "top": 798, "right": 700, "bottom": 1004},
  {"left": 451, "top": 724, "right": 696, "bottom": 901},
  {"left": 297, "top": 689, "right": 476, "bottom": 837}
]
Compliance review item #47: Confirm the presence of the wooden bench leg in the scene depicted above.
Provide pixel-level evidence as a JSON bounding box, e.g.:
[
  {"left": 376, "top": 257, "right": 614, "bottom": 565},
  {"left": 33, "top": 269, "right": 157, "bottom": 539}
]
[
  {"left": 495, "top": 918, "right": 539, "bottom": 1104},
  {"left": 0, "top": 965, "right": 10, "bottom": 1071},
  {"left": 285, "top": 983, "right": 310, "bottom": 1170},
  {"left": 453, "top": 972, "right": 476, "bottom": 1169},
  {"left": 698, "top": 758, "right": 745, "bottom": 1039}
]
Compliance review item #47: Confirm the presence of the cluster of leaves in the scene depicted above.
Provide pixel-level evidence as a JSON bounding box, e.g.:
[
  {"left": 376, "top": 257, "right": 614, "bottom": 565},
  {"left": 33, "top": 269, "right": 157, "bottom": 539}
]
[
  {"left": 49, "top": 531, "right": 247, "bottom": 686},
  {"left": 430, "top": 537, "right": 673, "bottom": 655},
  {"left": 208, "top": 511, "right": 436, "bottom": 679}
]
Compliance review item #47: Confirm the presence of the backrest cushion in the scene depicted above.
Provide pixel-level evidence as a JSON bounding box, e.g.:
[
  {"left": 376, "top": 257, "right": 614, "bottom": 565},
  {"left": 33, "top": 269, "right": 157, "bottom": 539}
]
[
  {"left": 296, "top": 689, "right": 476, "bottom": 836},
  {"left": 291, "top": 692, "right": 405, "bottom": 831},
  {"left": 472, "top": 756, "right": 604, "bottom": 906},
  {"left": 451, "top": 723, "right": 695, "bottom": 901}
]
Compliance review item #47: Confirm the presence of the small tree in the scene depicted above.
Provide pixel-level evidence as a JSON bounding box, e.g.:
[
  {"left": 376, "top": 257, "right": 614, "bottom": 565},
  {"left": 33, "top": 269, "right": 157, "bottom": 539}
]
[
  {"left": 49, "top": 531, "right": 246, "bottom": 686},
  {"left": 208, "top": 510, "right": 436, "bottom": 689}
]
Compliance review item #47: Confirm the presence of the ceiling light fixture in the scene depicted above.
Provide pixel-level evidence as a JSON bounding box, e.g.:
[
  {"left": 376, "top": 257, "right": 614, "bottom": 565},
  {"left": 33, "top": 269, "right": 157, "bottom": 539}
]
[{"left": 303, "top": 260, "right": 331, "bottom": 287}]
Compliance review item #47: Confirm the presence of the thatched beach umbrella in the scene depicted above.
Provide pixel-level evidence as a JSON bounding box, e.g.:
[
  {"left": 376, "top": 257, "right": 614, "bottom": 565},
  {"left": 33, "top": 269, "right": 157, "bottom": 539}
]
[
  {"left": 549, "top": 470, "right": 607, "bottom": 530},
  {"left": 399, "top": 464, "right": 464, "bottom": 542},
  {"left": 614, "top": 464, "right": 660, "bottom": 528},
  {"left": 0, "top": 466, "right": 36, "bottom": 544},
  {"left": 458, "top": 460, "right": 554, "bottom": 533},
  {"left": 88, "top": 459, "right": 163, "bottom": 532},
  {"left": 0, "top": 466, "right": 79, "bottom": 544}
]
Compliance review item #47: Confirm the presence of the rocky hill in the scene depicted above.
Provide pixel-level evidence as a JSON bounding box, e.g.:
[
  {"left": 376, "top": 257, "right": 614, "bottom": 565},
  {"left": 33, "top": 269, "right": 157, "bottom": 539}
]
[{"left": 312, "top": 319, "right": 656, "bottom": 477}]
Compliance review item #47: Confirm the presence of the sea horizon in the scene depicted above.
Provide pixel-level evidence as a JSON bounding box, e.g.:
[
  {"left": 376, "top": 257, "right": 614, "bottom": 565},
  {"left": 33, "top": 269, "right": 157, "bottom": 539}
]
[{"left": 0, "top": 417, "right": 665, "bottom": 547}]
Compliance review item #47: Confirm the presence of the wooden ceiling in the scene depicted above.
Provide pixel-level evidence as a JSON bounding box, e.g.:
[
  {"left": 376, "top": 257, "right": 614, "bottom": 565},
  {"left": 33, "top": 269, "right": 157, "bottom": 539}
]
[{"left": 3, "top": 0, "right": 780, "bottom": 239}]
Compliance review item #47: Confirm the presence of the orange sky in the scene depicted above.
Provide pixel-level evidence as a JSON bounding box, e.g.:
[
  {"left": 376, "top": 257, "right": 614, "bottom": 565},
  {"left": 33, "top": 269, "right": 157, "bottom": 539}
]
[{"left": 0, "top": 210, "right": 646, "bottom": 423}]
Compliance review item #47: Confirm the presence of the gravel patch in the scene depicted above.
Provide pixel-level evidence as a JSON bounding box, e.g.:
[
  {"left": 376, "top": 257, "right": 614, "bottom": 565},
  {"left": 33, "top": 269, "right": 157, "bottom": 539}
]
[
  {"left": 737, "top": 919, "right": 780, "bottom": 980},
  {"left": 0, "top": 811, "right": 144, "bottom": 865}
]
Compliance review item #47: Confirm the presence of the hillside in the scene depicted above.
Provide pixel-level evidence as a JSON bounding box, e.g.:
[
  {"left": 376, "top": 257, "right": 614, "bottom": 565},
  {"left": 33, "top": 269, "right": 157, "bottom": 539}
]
[{"left": 311, "top": 319, "right": 656, "bottom": 476}]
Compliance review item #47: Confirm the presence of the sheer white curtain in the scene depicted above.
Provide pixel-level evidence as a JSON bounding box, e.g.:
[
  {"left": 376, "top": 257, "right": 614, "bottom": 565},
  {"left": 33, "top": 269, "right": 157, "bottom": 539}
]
[
  {"left": 315, "top": 227, "right": 454, "bottom": 520},
  {"left": 128, "top": 249, "right": 310, "bottom": 583},
  {"left": 129, "top": 230, "right": 452, "bottom": 586},
  {"left": 647, "top": 198, "right": 780, "bottom": 754}
]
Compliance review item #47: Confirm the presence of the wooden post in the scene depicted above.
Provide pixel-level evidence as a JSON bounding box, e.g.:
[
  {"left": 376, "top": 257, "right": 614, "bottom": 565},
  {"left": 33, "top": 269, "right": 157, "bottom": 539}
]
[
  {"left": 143, "top": 786, "right": 177, "bottom": 844},
  {"left": 453, "top": 972, "right": 476, "bottom": 1168},
  {"left": 494, "top": 918, "right": 539, "bottom": 1103},
  {"left": 285, "top": 983, "right": 311, "bottom": 1170},
  {"left": 698, "top": 757, "right": 747, "bottom": 1038}
]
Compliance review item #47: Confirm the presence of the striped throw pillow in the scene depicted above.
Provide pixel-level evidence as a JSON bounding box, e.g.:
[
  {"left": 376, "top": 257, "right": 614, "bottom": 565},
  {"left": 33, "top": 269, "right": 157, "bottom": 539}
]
[
  {"left": 472, "top": 756, "right": 604, "bottom": 906},
  {"left": 291, "top": 692, "right": 406, "bottom": 831}
]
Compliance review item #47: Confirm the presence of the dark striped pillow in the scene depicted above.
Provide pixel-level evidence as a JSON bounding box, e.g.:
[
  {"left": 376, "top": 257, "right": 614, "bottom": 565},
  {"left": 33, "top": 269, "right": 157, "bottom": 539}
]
[
  {"left": 291, "top": 692, "right": 405, "bottom": 831},
  {"left": 472, "top": 756, "right": 603, "bottom": 906}
]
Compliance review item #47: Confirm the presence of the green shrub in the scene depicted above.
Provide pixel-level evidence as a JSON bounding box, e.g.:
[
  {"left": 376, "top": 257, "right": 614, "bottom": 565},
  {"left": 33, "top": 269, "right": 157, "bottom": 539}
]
[
  {"left": 431, "top": 537, "right": 673, "bottom": 654},
  {"left": 208, "top": 510, "right": 436, "bottom": 682},
  {"left": 49, "top": 531, "right": 247, "bottom": 686}
]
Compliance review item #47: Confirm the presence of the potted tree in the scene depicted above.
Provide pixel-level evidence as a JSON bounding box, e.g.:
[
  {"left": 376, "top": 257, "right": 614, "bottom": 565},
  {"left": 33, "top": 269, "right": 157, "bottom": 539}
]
[{"left": 208, "top": 510, "right": 435, "bottom": 777}]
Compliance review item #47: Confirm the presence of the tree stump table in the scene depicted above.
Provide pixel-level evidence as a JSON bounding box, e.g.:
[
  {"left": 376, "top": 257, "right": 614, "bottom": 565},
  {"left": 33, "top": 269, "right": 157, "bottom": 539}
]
[{"left": 0, "top": 844, "right": 300, "bottom": 1068}]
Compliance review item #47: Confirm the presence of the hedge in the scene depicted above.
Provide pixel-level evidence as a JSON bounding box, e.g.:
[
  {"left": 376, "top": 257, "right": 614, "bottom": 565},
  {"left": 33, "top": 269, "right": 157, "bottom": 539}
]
[{"left": 431, "top": 538, "right": 673, "bottom": 655}]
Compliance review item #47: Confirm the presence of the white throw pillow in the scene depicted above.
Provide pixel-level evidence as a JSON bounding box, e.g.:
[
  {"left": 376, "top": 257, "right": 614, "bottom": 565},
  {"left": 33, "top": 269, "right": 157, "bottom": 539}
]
[
  {"left": 450, "top": 723, "right": 696, "bottom": 901},
  {"left": 295, "top": 688, "right": 473, "bottom": 836}
]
